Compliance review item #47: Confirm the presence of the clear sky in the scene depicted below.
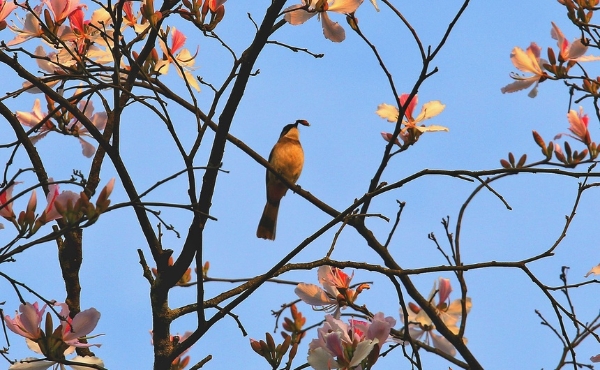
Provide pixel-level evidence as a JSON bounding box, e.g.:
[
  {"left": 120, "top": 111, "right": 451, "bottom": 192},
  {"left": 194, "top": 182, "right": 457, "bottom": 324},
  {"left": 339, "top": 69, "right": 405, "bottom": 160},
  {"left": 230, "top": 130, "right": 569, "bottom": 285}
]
[{"left": 1, "top": 1, "right": 599, "bottom": 369}]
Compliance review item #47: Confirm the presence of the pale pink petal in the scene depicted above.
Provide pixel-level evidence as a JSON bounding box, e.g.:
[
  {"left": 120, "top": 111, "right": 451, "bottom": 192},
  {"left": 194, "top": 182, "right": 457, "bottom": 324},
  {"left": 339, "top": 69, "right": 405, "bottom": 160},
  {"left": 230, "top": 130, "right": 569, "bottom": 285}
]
[
  {"left": 70, "top": 356, "right": 105, "bottom": 370},
  {"left": 307, "top": 347, "right": 337, "bottom": 370},
  {"left": 295, "top": 283, "right": 335, "bottom": 306},
  {"left": 328, "top": 0, "right": 363, "bottom": 13},
  {"left": 501, "top": 78, "right": 538, "bottom": 94},
  {"left": 367, "top": 312, "right": 395, "bottom": 345},
  {"left": 91, "top": 112, "right": 107, "bottom": 131},
  {"left": 78, "top": 137, "right": 96, "bottom": 158},
  {"left": 324, "top": 331, "right": 344, "bottom": 357},
  {"left": 376, "top": 103, "right": 399, "bottom": 122},
  {"left": 62, "top": 307, "right": 101, "bottom": 344},
  {"left": 8, "top": 358, "right": 55, "bottom": 369},
  {"left": 585, "top": 264, "right": 600, "bottom": 277},
  {"left": 430, "top": 332, "right": 456, "bottom": 356},
  {"left": 510, "top": 46, "right": 543, "bottom": 75},
  {"left": 568, "top": 39, "right": 588, "bottom": 59},
  {"left": 414, "top": 100, "right": 445, "bottom": 122},
  {"left": 284, "top": 4, "right": 316, "bottom": 25},
  {"left": 349, "top": 339, "right": 376, "bottom": 367},
  {"left": 320, "top": 12, "right": 345, "bottom": 42},
  {"left": 414, "top": 124, "right": 449, "bottom": 133}
]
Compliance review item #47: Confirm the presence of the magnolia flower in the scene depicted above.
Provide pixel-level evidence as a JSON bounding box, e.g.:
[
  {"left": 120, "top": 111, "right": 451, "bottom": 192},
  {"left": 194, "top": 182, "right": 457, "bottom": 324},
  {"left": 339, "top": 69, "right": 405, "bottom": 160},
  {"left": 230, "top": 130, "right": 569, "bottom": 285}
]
[
  {"left": 155, "top": 27, "right": 200, "bottom": 91},
  {"left": 307, "top": 313, "right": 395, "bottom": 370},
  {"left": 550, "top": 22, "right": 600, "bottom": 62},
  {"left": 295, "top": 266, "right": 369, "bottom": 318},
  {"left": 4, "top": 301, "right": 101, "bottom": 369},
  {"left": 377, "top": 93, "right": 447, "bottom": 145},
  {"left": 585, "top": 263, "right": 600, "bottom": 277},
  {"left": 501, "top": 42, "right": 547, "bottom": 98},
  {"left": 55, "top": 303, "right": 101, "bottom": 348},
  {"left": 4, "top": 302, "right": 46, "bottom": 341},
  {"left": 284, "top": 0, "right": 363, "bottom": 42},
  {"left": 399, "top": 278, "right": 471, "bottom": 356},
  {"left": 554, "top": 106, "right": 591, "bottom": 144}
]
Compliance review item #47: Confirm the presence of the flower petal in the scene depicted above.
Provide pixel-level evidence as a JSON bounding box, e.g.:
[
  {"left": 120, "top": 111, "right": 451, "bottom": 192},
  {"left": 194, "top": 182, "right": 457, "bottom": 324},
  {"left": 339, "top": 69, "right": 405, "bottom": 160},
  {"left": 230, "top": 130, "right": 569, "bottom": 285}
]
[
  {"left": 376, "top": 103, "right": 399, "bottom": 122},
  {"left": 295, "top": 283, "right": 335, "bottom": 306},
  {"left": 414, "top": 100, "right": 445, "bottom": 122},
  {"left": 585, "top": 264, "right": 600, "bottom": 277},
  {"left": 321, "top": 12, "right": 345, "bottom": 42},
  {"left": 284, "top": 4, "right": 316, "bottom": 25}
]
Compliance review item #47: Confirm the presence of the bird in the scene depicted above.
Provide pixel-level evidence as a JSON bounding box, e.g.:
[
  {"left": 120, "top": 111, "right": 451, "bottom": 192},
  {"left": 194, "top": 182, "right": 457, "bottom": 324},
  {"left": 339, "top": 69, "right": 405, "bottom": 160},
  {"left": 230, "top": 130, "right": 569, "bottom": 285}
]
[{"left": 257, "top": 119, "right": 309, "bottom": 240}]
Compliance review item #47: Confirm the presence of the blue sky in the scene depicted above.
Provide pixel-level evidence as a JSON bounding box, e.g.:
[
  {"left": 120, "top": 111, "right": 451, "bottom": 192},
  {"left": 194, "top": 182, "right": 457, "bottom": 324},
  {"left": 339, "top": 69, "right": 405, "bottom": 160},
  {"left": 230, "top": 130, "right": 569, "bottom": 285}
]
[{"left": 1, "top": 0, "right": 599, "bottom": 369}]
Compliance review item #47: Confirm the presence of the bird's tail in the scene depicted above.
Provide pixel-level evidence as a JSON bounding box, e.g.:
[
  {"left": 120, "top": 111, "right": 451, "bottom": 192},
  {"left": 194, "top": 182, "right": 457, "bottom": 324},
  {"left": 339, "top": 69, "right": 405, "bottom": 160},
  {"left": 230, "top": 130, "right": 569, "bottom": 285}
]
[{"left": 256, "top": 201, "right": 279, "bottom": 240}]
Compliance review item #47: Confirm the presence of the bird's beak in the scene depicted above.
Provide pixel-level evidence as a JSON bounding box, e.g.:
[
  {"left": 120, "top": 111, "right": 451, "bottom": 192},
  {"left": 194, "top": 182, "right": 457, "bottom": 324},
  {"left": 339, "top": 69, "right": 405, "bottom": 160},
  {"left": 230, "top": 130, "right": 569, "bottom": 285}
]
[{"left": 296, "top": 119, "right": 310, "bottom": 127}]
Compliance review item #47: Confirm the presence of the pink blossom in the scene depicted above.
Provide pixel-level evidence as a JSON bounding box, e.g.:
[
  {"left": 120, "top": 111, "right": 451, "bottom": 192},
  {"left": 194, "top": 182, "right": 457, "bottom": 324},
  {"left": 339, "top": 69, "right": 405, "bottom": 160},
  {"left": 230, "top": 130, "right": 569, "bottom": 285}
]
[
  {"left": 377, "top": 93, "right": 448, "bottom": 145},
  {"left": 155, "top": 27, "right": 200, "bottom": 91},
  {"left": 551, "top": 22, "right": 600, "bottom": 62},
  {"left": 554, "top": 107, "right": 590, "bottom": 144},
  {"left": 399, "top": 278, "right": 471, "bottom": 356},
  {"left": 3, "top": 302, "right": 46, "bottom": 341},
  {"left": 43, "top": 180, "right": 81, "bottom": 222},
  {"left": 68, "top": 100, "right": 108, "bottom": 157},
  {"left": 501, "top": 42, "right": 547, "bottom": 98},
  {"left": 56, "top": 303, "right": 101, "bottom": 348},
  {"left": 307, "top": 313, "right": 395, "bottom": 369},
  {"left": 15, "top": 99, "right": 54, "bottom": 143},
  {"left": 284, "top": 0, "right": 363, "bottom": 42},
  {"left": 7, "top": 5, "right": 44, "bottom": 46},
  {"left": 295, "top": 266, "right": 368, "bottom": 318}
]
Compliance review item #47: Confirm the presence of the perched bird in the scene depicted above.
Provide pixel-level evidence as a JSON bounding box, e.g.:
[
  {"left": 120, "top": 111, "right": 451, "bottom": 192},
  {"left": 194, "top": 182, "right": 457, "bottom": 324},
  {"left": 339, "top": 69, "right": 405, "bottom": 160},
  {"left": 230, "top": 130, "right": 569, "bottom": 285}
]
[{"left": 257, "top": 119, "right": 309, "bottom": 240}]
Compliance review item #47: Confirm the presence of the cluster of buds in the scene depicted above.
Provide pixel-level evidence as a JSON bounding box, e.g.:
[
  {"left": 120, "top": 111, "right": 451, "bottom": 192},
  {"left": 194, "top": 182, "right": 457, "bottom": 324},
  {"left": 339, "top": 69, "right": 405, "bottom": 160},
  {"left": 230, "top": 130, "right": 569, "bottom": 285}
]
[
  {"left": 0, "top": 178, "right": 115, "bottom": 235},
  {"left": 529, "top": 106, "right": 599, "bottom": 167},
  {"left": 140, "top": 0, "right": 163, "bottom": 28},
  {"left": 558, "top": 0, "right": 597, "bottom": 25},
  {"left": 500, "top": 152, "right": 527, "bottom": 169},
  {"left": 180, "top": 0, "right": 227, "bottom": 31},
  {"left": 250, "top": 332, "right": 296, "bottom": 369},
  {"left": 194, "top": 260, "right": 210, "bottom": 280},
  {"left": 281, "top": 304, "right": 306, "bottom": 344},
  {"left": 152, "top": 256, "right": 194, "bottom": 286}
]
